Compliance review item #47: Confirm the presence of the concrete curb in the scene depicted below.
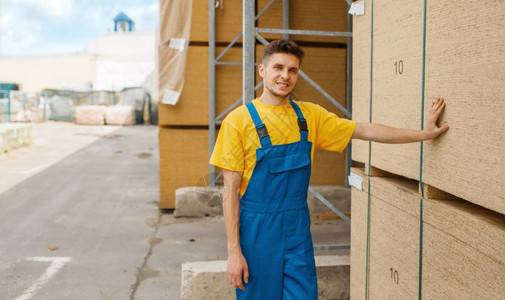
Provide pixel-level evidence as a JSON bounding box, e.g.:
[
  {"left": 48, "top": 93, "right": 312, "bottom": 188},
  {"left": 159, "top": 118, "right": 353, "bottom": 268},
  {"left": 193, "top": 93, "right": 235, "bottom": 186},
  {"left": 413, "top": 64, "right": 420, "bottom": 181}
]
[
  {"left": 181, "top": 255, "right": 350, "bottom": 300},
  {"left": 0, "top": 123, "right": 32, "bottom": 154}
]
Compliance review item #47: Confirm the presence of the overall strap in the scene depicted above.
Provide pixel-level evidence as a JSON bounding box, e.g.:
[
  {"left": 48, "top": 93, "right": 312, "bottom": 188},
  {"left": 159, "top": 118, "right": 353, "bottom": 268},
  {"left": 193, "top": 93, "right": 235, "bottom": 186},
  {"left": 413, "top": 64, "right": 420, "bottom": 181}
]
[
  {"left": 289, "top": 100, "right": 309, "bottom": 141},
  {"left": 246, "top": 102, "right": 272, "bottom": 148}
]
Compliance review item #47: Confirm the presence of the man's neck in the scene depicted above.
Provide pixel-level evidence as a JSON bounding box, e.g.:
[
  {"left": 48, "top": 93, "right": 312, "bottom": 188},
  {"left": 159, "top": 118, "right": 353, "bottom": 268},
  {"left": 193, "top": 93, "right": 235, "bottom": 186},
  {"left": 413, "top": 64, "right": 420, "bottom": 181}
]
[{"left": 258, "top": 93, "right": 288, "bottom": 106}]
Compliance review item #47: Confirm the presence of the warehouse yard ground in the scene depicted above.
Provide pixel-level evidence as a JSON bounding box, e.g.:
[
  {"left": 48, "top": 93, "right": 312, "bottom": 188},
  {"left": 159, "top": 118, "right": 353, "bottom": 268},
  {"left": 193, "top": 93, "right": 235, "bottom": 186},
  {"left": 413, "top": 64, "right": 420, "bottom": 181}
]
[{"left": 0, "top": 122, "right": 349, "bottom": 299}]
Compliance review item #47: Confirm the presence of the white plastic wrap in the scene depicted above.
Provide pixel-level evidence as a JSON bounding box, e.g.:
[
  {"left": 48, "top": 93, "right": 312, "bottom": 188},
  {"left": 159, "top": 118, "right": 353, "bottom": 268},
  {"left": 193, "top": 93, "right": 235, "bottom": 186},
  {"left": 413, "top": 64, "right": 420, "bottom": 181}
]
[
  {"left": 105, "top": 105, "right": 136, "bottom": 125},
  {"left": 157, "top": 0, "right": 193, "bottom": 105},
  {"left": 75, "top": 105, "right": 106, "bottom": 125}
]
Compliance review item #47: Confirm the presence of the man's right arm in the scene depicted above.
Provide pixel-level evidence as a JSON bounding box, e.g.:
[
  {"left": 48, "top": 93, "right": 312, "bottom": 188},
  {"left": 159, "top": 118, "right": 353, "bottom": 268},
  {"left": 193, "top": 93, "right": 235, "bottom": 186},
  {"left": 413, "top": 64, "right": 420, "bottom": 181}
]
[{"left": 223, "top": 169, "right": 249, "bottom": 291}]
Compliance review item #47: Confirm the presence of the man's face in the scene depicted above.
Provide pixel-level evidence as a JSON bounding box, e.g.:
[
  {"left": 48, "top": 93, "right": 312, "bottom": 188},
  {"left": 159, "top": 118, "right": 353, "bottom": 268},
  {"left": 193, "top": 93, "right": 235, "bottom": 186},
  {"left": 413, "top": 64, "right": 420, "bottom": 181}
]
[{"left": 258, "top": 53, "right": 300, "bottom": 99}]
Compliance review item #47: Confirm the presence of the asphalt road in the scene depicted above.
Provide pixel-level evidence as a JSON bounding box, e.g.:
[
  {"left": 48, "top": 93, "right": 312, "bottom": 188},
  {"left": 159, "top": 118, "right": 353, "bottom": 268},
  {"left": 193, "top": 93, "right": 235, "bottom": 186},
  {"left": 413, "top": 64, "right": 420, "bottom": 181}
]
[{"left": 0, "top": 124, "right": 162, "bottom": 300}]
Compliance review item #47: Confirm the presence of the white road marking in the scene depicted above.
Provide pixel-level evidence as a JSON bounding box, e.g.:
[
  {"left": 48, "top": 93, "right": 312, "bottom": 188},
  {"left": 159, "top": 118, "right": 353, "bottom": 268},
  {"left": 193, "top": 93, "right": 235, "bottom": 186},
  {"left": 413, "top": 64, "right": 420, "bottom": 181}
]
[{"left": 15, "top": 257, "right": 72, "bottom": 300}]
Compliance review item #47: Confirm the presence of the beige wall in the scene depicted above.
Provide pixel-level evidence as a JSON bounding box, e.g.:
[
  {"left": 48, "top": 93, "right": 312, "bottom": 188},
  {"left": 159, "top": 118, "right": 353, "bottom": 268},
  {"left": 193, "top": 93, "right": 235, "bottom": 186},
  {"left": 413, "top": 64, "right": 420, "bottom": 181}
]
[{"left": 0, "top": 54, "right": 94, "bottom": 93}]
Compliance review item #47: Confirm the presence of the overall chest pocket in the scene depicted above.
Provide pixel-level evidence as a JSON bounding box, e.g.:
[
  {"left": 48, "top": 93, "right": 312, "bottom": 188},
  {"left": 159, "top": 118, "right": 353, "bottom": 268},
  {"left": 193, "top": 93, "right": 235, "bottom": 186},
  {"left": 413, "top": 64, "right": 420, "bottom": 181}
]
[
  {"left": 265, "top": 153, "right": 311, "bottom": 198},
  {"left": 267, "top": 153, "right": 311, "bottom": 174}
]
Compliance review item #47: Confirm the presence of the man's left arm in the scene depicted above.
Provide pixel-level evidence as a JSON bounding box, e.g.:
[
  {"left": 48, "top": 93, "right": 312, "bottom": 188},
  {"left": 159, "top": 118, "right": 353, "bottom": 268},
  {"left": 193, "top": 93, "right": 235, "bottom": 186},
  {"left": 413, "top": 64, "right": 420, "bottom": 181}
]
[{"left": 352, "top": 98, "right": 449, "bottom": 143}]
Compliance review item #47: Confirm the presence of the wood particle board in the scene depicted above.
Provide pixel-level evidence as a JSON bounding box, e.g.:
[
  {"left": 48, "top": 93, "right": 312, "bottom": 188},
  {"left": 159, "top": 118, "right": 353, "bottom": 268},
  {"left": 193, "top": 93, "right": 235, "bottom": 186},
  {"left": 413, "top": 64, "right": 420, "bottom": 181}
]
[
  {"left": 160, "top": 0, "right": 242, "bottom": 43},
  {"left": 351, "top": 0, "right": 505, "bottom": 215},
  {"left": 257, "top": 0, "right": 349, "bottom": 44},
  {"left": 423, "top": 0, "right": 505, "bottom": 213},
  {"left": 350, "top": 168, "right": 505, "bottom": 299},
  {"left": 159, "top": 128, "right": 215, "bottom": 209},
  {"left": 158, "top": 45, "right": 243, "bottom": 126}
]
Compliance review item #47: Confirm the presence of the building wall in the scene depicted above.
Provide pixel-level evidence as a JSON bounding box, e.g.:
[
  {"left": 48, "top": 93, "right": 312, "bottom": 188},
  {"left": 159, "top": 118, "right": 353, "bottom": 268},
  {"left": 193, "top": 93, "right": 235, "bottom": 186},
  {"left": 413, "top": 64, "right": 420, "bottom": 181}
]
[
  {"left": 0, "top": 54, "right": 94, "bottom": 93},
  {"left": 0, "top": 31, "right": 156, "bottom": 94}
]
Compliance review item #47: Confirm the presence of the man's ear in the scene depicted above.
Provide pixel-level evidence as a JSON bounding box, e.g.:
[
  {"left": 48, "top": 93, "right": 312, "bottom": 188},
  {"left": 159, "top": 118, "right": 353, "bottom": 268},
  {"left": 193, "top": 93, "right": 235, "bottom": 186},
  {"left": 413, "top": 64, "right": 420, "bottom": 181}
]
[{"left": 258, "top": 64, "right": 265, "bottom": 78}]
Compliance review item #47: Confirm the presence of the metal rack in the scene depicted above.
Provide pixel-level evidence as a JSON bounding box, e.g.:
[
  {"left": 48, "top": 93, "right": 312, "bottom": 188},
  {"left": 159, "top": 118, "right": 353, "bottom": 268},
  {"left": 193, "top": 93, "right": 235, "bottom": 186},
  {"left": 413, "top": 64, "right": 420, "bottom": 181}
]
[{"left": 209, "top": 0, "right": 354, "bottom": 250}]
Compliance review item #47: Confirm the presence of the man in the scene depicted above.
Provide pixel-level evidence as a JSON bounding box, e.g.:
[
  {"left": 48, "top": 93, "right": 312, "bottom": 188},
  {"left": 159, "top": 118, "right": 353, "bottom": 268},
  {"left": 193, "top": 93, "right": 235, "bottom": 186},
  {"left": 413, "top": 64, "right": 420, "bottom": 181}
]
[{"left": 210, "top": 39, "right": 448, "bottom": 299}]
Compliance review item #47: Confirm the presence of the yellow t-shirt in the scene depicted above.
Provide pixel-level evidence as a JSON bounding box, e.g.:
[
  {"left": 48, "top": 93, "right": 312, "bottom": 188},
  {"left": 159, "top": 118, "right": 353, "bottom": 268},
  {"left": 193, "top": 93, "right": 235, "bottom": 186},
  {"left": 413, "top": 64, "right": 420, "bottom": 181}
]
[{"left": 210, "top": 99, "right": 356, "bottom": 196}]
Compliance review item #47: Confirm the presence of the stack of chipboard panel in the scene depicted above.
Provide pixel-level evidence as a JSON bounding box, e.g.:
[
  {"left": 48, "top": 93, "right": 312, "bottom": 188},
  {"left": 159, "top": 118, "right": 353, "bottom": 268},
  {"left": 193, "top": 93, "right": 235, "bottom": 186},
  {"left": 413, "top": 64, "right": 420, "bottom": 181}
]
[
  {"left": 352, "top": 0, "right": 505, "bottom": 214},
  {"left": 159, "top": 128, "right": 215, "bottom": 209},
  {"left": 158, "top": 0, "right": 244, "bottom": 209},
  {"left": 350, "top": 0, "right": 505, "bottom": 297},
  {"left": 158, "top": 0, "right": 352, "bottom": 208},
  {"left": 157, "top": 45, "right": 243, "bottom": 126},
  {"left": 257, "top": 0, "right": 349, "bottom": 44},
  {"left": 350, "top": 167, "right": 505, "bottom": 299}
]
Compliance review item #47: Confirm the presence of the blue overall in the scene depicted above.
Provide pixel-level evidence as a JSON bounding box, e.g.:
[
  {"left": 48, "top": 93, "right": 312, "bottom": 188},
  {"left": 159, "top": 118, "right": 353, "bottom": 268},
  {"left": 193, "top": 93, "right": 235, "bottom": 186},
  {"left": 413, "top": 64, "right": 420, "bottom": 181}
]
[{"left": 236, "top": 100, "right": 317, "bottom": 300}]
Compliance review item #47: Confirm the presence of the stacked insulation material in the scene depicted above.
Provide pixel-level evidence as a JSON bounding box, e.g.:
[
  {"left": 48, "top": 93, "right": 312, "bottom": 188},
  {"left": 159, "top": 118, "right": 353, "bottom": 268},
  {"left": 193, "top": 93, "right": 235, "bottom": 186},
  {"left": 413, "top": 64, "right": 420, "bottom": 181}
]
[
  {"left": 105, "top": 105, "right": 136, "bottom": 125},
  {"left": 75, "top": 105, "right": 106, "bottom": 125}
]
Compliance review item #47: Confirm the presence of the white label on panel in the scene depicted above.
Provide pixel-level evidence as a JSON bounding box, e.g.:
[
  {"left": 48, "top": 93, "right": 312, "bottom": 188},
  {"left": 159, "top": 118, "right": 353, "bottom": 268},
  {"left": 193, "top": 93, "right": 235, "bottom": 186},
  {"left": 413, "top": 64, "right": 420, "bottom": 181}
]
[
  {"left": 348, "top": 172, "right": 363, "bottom": 191},
  {"left": 348, "top": 2, "right": 365, "bottom": 16}
]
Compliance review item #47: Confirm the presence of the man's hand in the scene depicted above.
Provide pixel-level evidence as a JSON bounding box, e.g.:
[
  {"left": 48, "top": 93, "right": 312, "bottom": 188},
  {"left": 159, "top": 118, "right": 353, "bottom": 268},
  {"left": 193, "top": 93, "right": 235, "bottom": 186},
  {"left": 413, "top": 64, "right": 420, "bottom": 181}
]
[
  {"left": 227, "top": 252, "right": 249, "bottom": 290},
  {"left": 352, "top": 97, "right": 449, "bottom": 143},
  {"left": 423, "top": 97, "right": 450, "bottom": 140}
]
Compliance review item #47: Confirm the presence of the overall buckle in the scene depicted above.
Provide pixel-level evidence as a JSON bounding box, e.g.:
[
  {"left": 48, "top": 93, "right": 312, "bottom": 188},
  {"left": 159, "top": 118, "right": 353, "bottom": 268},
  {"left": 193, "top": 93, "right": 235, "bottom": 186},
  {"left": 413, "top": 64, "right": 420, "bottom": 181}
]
[
  {"left": 298, "top": 118, "right": 308, "bottom": 131},
  {"left": 256, "top": 124, "right": 269, "bottom": 139}
]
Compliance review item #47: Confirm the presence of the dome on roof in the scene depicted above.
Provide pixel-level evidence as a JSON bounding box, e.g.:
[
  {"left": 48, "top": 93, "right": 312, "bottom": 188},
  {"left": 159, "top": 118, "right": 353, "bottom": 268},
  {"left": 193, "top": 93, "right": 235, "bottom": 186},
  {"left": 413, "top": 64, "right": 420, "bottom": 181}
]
[
  {"left": 113, "top": 11, "right": 135, "bottom": 32},
  {"left": 113, "top": 11, "right": 133, "bottom": 22}
]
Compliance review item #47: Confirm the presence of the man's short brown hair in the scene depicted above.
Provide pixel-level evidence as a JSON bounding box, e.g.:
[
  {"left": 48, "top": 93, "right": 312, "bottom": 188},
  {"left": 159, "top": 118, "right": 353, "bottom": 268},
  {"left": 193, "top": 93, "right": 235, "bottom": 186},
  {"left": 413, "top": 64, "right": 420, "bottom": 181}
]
[{"left": 262, "top": 39, "right": 305, "bottom": 65}]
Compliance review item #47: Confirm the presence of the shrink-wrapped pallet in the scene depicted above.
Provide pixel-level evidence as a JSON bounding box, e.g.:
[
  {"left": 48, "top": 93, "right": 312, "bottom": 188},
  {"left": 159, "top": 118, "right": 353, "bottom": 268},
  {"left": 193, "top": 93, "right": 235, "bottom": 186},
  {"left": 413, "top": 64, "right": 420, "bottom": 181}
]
[
  {"left": 105, "top": 105, "right": 136, "bottom": 125},
  {"left": 75, "top": 105, "right": 106, "bottom": 125}
]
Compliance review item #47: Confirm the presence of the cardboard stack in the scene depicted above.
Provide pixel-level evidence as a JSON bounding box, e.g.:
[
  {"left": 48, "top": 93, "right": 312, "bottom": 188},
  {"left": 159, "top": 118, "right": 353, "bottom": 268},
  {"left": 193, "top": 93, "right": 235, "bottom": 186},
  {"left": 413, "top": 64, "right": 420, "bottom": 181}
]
[
  {"left": 350, "top": 0, "right": 505, "bottom": 297},
  {"left": 158, "top": 0, "right": 351, "bottom": 208}
]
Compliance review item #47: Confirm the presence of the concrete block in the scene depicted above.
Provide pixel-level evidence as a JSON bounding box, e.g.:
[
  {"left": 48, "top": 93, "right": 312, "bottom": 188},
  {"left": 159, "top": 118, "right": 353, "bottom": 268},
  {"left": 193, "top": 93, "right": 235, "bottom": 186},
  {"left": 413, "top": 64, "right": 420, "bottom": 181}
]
[
  {"left": 181, "top": 260, "right": 233, "bottom": 300},
  {"left": 174, "top": 187, "right": 222, "bottom": 218},
  {"left": 0, "top": 123, "right": 33, "bottom": 153},
  {"left": 0, "top": 127, "right": 8, "bottom": 154},
  {"left": 316, "top": 255, "right": 351, "bottom": 300},
  {"left": 181, "top": 255, "right": 350, "bottom": 300}
]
